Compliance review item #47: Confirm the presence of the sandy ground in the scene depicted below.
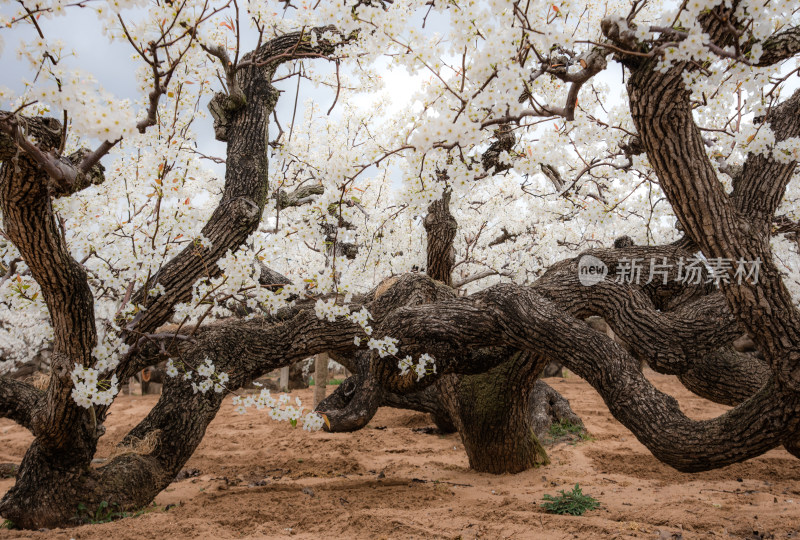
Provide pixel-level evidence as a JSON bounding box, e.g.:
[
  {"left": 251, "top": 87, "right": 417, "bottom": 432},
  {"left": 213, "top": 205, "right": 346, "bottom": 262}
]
[{"left": 2, "top": 370, "right": 800, "bottom": 539}]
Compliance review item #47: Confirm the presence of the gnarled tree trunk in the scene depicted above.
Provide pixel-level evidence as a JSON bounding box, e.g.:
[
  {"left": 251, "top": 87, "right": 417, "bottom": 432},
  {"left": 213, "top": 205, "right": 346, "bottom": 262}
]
[
  {"left": 435, "top": 351, "right": 551, "bottom": 473},
  {"left": 317, "top": 180, "right": 582, "bottom": 475},
  {"left": 421, "top": 178, "right": 573, "bottom": 473},
  {"left": 0, "top": 28, "right": 344, "bottom": 529},
  {"left": 4, "top": 6, "right": 800, "bottom": 531}
]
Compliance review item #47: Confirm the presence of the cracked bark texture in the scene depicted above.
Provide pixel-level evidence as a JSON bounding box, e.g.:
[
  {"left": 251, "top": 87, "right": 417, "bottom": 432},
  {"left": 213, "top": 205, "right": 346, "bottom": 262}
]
[
  {"left": 2, "top": 6, "right": 800, "bottom": 530},
  {"left": 423, "top": 188, "right": 457, "bottom": 287},
  {"left": 316, "top": 180, "right": 576, "bottom": 474},
  {"left": 422, "top": 188, "right": 552, "bottom": 473},
  {"left": 0, "top": 27, "right": 346, "bottom": 529}
]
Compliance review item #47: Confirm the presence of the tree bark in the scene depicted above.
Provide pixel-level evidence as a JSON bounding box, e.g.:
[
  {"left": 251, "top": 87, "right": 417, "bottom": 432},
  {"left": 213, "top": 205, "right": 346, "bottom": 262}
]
[
  {"left": 288, "top": 360, "right": 310, "bottom": 390},
  {"left": 313, "top": 353, "right": 329, "bottom": 407},
  {"left": 2, "top": 259, "right": 796, "bottom": 527},
  {"left": 423, "top": 188, "right": 457, "bottom": 287},
  {"left": 606, "top": 9, "right": 800, "bottom": 394},
  {"left": 4, "top": 9, "right": 800, "bottom": 530},
  {"left": 422, "top": 187, "right": 551, "bottom": 472},
  {"left": 435, "top": 351, "right": 551, "bottom": 473},
  {"left": 0, "top": 27, "right": 346, "bottom": 529},
  {"left": 315, "top": 186, "right": 580, "bottom": 475}
]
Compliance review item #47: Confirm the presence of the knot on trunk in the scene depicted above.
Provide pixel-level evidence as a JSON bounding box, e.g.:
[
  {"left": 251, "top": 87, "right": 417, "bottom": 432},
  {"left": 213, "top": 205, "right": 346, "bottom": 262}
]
[
  {"left": 50, "top": 148, "right": 107, "bottom": 197},
  {"left": 481, "top": 124, "right": 516, "bottom": 174},
  {"left": 208, "top": 91, "right": 247, "bottom": 142},
  {"left": 600, "top": 16, "right": 638, "bottom": 48},
  {"left": 275, "top": 184, "right": 324, "bottom": 210},
  {"left": 227, "top": 196, "right": 261, "bottom": 229},
  {"left": 600, "top": 16, "right": 647, "bottom": 67},
  {"left": 613, "top": 235, "right": 635, "bottom": 248},
  {"left": 0, "top": 113, "right": 63, "bottom": 161}
]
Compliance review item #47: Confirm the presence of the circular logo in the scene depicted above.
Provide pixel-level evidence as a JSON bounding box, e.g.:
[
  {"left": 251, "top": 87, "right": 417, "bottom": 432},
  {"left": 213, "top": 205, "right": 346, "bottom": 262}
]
[{"left": 578, "top": 255, "right": 608, "bottom": 286}]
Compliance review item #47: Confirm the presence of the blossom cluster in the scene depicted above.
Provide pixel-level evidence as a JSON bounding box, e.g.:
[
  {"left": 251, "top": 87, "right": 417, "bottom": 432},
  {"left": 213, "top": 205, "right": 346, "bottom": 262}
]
[
  {"left": 314, "top": 298, "right": 373, "bottom": 336},
  {"left": 164, "top": 357, "right": 229, "bottom": 395},
  {"left": 232, "top": 390, "right": 325, "bottom": 431},
  {"left": 367, "top": 336, "right": 400, "bottom": 358},
  {"left": 70, "top": 367, "right": 119, "bottom": 408},
  {"left": 398, "top": 353, "right": 437, "bottom": 381},
  {"left": 29, "top": 72, "right": 136, "bottom": 141},
  {"left": 2, "top": 0, "right": 800, "bottom": 410},
  {"left": 62, "top": 329, "right": 132, "bottom": 408}
]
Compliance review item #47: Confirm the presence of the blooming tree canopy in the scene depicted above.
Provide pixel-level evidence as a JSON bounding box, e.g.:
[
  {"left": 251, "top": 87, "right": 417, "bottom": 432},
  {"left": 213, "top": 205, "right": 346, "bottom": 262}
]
[{"left": 1, "top": 0, "right": 799, "bottom": 529}]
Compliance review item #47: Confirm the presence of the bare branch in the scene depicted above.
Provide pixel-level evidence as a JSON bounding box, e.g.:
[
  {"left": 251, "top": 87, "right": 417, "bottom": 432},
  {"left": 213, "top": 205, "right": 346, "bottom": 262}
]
[{"left": 453, "top": 269, "right": 512, "bottom": 288}]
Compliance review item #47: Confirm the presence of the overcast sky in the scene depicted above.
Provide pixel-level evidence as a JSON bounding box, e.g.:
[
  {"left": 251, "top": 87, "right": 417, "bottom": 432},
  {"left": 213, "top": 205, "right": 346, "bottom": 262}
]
[{"left": 0, "top": 4, "right": 434, "bottom": 178}]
